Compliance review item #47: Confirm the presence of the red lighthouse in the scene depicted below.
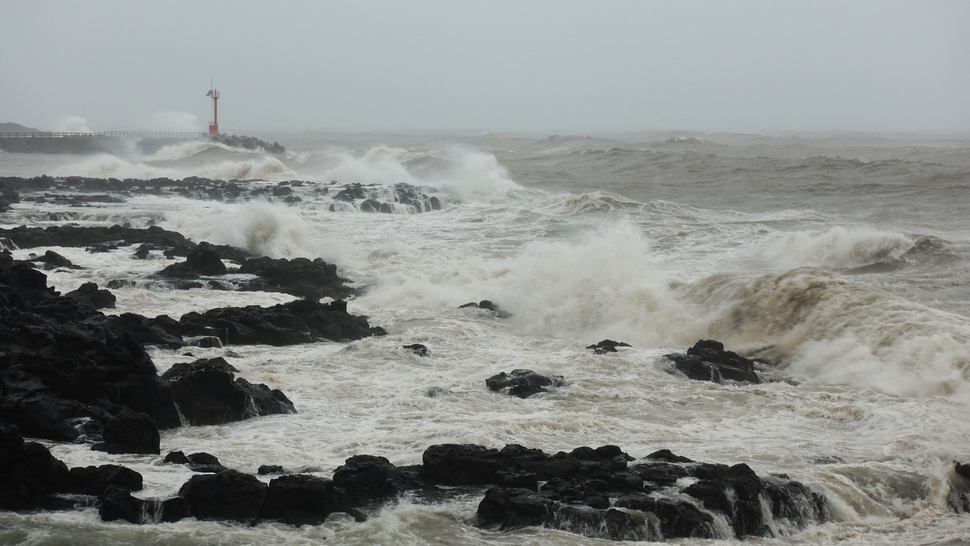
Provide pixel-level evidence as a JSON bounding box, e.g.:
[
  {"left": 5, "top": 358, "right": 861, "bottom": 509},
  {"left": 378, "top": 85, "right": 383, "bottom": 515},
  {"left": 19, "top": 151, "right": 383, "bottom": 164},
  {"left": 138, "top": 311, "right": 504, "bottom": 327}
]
[{"left": 206, "top": 84, "right": 220, "bottom": 136}]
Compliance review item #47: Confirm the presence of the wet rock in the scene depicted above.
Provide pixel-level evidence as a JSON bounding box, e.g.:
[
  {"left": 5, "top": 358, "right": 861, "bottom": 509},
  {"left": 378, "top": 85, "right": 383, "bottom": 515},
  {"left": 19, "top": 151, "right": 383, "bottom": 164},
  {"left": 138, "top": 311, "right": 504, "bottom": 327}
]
[
  {"left": 586, "top": 339, "right": 632, "bottom": 354},
  {"left": 459, "top": 299, "right": 511, "bottom": 318},
  {"left": 68, "top": 464, "right": 143, "bottom": 496},
  {"left": 0, "top": 423, "right": 70, "bottom": 510},
  {"left": 93, "top": 409, "right": 160, "bottom": 455},
  {"left": 333, "top": 455, "right": 423, "bottom": 505},
  {"left": 761, "top": 476, "right": 828, "bottom": 530},
  {"left": 684, "top": 462, "right": 768, "bottom": 538},
  {"left": 260, "top": 474, "right": 346, "bottom": 525},
  {"left": 403, "top": 343, "right": 429, "bottom": 356},
  {"left": 64, "top": 282, "right": 116, "bottom": 309},
  {"left": 237, "top": 256, "right": 354, "bottom": 301},
  {"left": 644, "top": 448, "right": 694, "bottom": 463},
  {"left": 179, "top": 299, "right": 386, "bottom": 346},
  {"left": 178, "top": 469, "right": 267, "bottom": 523},
  {"left": 0, "top": 267, "right": 180, "bottom": 441},
  {"left": 486, "top": 369, "right": 566, "bottom": 398},
  {"left": 665, "top": 339, "right": 761, "bottom": 384},
  {"left": 614, "top": 495, "right": 716, "bottom": 539},
  {"left": 99, "top": 487, "right": 145, "bottom": 524},
  {"left": 39, "top": 250, "right": 77, "bottom": 270},
  {"left": 161, "top": 357, "right": 295, "bottom": 426},
  {"left": 258, "top": 465, "right": 286, "bottom": 475}
]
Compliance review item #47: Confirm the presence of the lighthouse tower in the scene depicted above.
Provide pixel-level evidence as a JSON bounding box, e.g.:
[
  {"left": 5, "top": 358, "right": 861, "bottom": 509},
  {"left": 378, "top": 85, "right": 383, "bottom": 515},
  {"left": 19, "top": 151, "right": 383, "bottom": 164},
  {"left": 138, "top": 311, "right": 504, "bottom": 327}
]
[{"left": 206, "top": 84, "right": 220, "bottom": 136}]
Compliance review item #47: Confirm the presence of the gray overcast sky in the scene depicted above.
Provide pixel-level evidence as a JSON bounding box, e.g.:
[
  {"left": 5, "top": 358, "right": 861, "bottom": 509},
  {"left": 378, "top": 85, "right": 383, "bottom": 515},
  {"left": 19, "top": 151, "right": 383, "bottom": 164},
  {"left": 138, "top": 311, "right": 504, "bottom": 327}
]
[{"left": 1, "top": 0, "right": 968, "bottom": 133}]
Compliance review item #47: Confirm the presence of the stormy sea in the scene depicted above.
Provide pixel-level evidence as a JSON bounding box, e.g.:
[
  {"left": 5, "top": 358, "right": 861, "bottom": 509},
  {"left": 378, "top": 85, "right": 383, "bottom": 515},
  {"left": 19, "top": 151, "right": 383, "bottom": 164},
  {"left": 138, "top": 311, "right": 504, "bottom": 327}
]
[{"left": 1, "top": 131, "right": 970, "bottom": 545}]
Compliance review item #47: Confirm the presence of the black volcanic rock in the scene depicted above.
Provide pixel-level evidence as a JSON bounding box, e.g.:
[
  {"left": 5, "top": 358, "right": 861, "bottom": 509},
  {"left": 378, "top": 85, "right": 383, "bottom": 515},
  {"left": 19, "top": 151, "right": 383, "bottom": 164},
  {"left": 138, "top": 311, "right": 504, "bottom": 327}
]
[
  {"left": 586, "top": 339, "right": 632, "bottom": 354},
  {"left": 665, "top": 339, "right": 762, "bottom": 384},
  {"left": 332, "top": 454, "right": 423, "bottom": 505},
  {"left": 64, "top": 282, "right": 116, "bottom": 309},
  {"left": 98, "top": 487, "right": 145, "bottom": 524},
  {"left": 179, "top": 299, "right": 386, "bottom": 346},
  {"left": 486, "top": 369, "right": 565, "bottom": 398},
  {"left": 93, "top": 409, "right": 160, "bottom": 454},
  {"left": 260, "top": 474, "right": 346, "bottom": 525},
  {"left": 178, "top": 469, "right": 267, "bottom": 523},
  {"left": 402, "top": 343, "right": 429, "bottom": 356},
  {"left": 0, "top": 265, "right": 181, "bottom": 444},
  {"left": 0, "top": 423, "right": 70, "bottom": 510},
  {"left": 237, "top": 256, "right": 354, "bottom": 301},
  {"left": 161, "top": 357, "right": 295, "bottom": 426},
  {"left": 68, "top": 464, "right": 143, "bottom": 497}
]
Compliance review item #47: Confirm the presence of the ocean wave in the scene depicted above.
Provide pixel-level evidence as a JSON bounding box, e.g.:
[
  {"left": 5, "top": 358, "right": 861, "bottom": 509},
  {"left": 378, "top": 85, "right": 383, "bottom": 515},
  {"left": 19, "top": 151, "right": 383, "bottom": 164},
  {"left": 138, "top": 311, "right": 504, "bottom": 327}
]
[
  {"left": 683, "top": 268, "right": 970, "bottom": 399},
  {"left": 307, "top": 146, "right": 522, "bottom": 203},
  {"left": 763, "top": 227, "right": 951, "bottom": 271},
  {"left": 50, "top": 153, "right": 297, "bottom": 181},
  {"left": 549, "top": 191, "right": 643, "bottom": 215}
]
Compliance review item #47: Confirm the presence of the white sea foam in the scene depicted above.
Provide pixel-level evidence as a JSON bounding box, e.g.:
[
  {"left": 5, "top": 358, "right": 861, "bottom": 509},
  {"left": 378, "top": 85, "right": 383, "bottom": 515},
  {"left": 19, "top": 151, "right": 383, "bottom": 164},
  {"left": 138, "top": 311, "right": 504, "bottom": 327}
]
[
  {"left": 763, "top": 226, "right": 922, "bottom": 270},
  {"left": 685, "top": 268, "right": 970, "bottom": 400},
  {"left": 51, "top": 152, "right": 296, "bottom": 181},
  {"left": 497, "top": 223, "right": 705, "bottom": 346}
]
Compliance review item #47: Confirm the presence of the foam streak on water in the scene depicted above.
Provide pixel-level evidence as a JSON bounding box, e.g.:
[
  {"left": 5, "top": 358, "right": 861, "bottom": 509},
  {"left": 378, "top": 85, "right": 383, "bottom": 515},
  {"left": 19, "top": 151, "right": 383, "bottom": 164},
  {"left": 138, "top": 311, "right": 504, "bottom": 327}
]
[{"left": 2, "top": 132, "right": 970, "bottom": 545}]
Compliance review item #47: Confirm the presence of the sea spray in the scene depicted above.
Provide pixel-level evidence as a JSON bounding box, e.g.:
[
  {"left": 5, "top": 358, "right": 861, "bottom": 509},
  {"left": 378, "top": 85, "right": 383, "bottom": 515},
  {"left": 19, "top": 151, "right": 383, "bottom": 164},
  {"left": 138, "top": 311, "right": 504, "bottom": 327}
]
[{"left": 683, "top": 267, "right": 970, "bottom": 399}]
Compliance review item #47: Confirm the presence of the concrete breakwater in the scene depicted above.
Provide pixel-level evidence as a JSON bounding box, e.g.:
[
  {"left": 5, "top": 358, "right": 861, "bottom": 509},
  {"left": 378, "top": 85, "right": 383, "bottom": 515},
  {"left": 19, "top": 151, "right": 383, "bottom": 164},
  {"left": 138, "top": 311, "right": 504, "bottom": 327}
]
[{"left": 0, "top": 132, "right": 285, "bottom": 155}]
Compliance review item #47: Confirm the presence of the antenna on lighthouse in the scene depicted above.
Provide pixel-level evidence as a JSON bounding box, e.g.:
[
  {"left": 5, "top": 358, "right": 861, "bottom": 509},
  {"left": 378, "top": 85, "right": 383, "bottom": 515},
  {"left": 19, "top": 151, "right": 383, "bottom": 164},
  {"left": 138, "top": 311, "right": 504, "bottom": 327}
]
[{"left": 205, "top": 79, "right": 220, "bottom": 136}]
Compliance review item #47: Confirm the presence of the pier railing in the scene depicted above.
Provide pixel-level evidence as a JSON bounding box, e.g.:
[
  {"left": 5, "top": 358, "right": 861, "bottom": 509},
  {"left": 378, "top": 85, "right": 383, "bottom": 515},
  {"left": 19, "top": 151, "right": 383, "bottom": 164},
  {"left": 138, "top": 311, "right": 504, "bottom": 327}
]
[{"left": 0, "top": 131, "right": 207, "bottom": 139}]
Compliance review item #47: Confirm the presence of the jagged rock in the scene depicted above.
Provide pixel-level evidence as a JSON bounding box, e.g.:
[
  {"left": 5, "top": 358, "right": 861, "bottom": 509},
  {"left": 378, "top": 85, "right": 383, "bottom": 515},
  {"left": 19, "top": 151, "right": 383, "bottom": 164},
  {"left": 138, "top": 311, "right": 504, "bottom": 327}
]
[
  {"left": 236, "top": 256, "right": 354, "bottom": 301},
  {"left": 179, "top": 299, "right": 386, "bottom": 346},
  {"left": 39, "top": 250, "right": 77, "bottom": 270},
  {"left": 93, "top": 409, "right": 160, "bottom": 455},
  {"left": 68, "top": 464, "right": 143, "bottom": 496},
  {"left": 403, "top": 343, "right": 429, "bottom": 356},
  {"left": 644, "top": 449, "right": 694, "bottom": 463},
  {"left": 665, "top": 339, "right": 761, "bottom": 384},
  {"left": 614, "top": 495, "right": 716, "bottom": 539},
  {"left": 178, "top": 469, "right": 267, "bottom": 522},
  {"left": 0, "top": 266, "right": 180, "bottom": 442},
  {"left": 99, "top": 487, "right": 144, "bottom": 524},
  {"left": 0, "top": 423, "right": 70, "bottom": 510},
  {"left": 684, "top": 463, "right": 768, "bottom": 538},
  {"left": 161, "top": 357, "right": 295, "bottom": 426},
  {"left": 586, "top": 339, "right": 632, "bottom": 354},
  {"left": 258, "top": 465, "right": 286, "bottom": 475},
  {"left": 259, "top": 474, "right": 346, "bottom": 525},
  {"left": 332, "top": 455, "right": 423, "bottom": 505},
  {"left": 64, "top": 282, "right": 116, "bottom": 309},
  {"left": 459, "top": 299, "right": 511, "bottom": 318},
  {"left": 486, "top": 369, "right": 566, "bottom": 398}
]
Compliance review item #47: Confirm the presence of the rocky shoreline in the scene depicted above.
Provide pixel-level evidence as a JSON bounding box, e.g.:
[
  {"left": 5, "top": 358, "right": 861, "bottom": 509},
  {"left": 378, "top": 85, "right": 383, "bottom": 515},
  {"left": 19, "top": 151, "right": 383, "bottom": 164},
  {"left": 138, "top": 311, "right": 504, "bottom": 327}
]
[{"left": 2, "top": 176, "right": 970, "bottom": 542}]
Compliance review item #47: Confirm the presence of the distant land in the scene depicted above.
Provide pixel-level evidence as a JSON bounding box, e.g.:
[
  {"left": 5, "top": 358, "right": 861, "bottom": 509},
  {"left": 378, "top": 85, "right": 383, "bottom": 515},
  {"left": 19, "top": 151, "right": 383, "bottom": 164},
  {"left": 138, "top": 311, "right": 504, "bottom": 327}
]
[{"left": 0, "top": 122, "right": 40, "bottom": 133}]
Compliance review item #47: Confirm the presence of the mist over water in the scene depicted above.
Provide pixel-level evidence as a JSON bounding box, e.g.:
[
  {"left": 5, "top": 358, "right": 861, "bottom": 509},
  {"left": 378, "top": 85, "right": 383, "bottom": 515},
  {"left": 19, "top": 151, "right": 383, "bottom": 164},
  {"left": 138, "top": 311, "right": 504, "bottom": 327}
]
[{"left": 2, "top": 131, "right": 970, "bottom": 544}]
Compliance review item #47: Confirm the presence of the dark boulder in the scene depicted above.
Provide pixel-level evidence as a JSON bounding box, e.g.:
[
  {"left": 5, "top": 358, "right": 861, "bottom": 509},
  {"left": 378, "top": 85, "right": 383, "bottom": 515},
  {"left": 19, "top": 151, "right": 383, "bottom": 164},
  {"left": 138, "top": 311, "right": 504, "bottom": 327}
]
[
  {"left": 486, "top": 369, "right": 566, "bottom": 398},
  {"left": 99, "top": 487, "right": 145, "bottom": 524},
  {"left": 161, "top": 357, "right": 295, "bottom": 426},
  {"left": 258, "top": 465, "right": 286, "bottom": 475},
  {"left": 93, "top": 409, "right": 160, "bottom": 455},
  {"left": 684, "top": 462, "right": 768, "bottom": 538},
  {"left": 179, "top": 299, "right": 386, "bottom": 346},
  {"left": 260, "top": 474, "right": 346, "bottom": 525},
  {"left": 64, "top": 282, "right": 116, "bottom": 309},
  {"left": 178, "top": 469, "right": 267, "bottom": 523},
  {"left": 68, "top": 464, "right": 143, "bottom": 496},
  {"left": 40, "top": 250, "right": 77, "bottom": 270},
  {"left": 237, "top": 256, "right": 355, "bottom": 301},
  {"left": 586, "top": 339, "right": 632, "bottom": 354},
  {"left": 185, "top": 245, "right": 227, "bottom": 276},
  {"left": 0, "top": 423, "right": 71, "bottom": 510},
  {"left": 614, "top": 495, "right": 716, "bottom": 539},
  {"left": 333, "top": 454, "right": 423, "bottom": 505},
  {"left": 403, "top": 343, "right": 429, "bottom": 357},
  {"left": 665, "top": 339, "right": 761, "bottom": 384},
  {"left": 459, "top": 299, "right": 511, "bottom": 318}
]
